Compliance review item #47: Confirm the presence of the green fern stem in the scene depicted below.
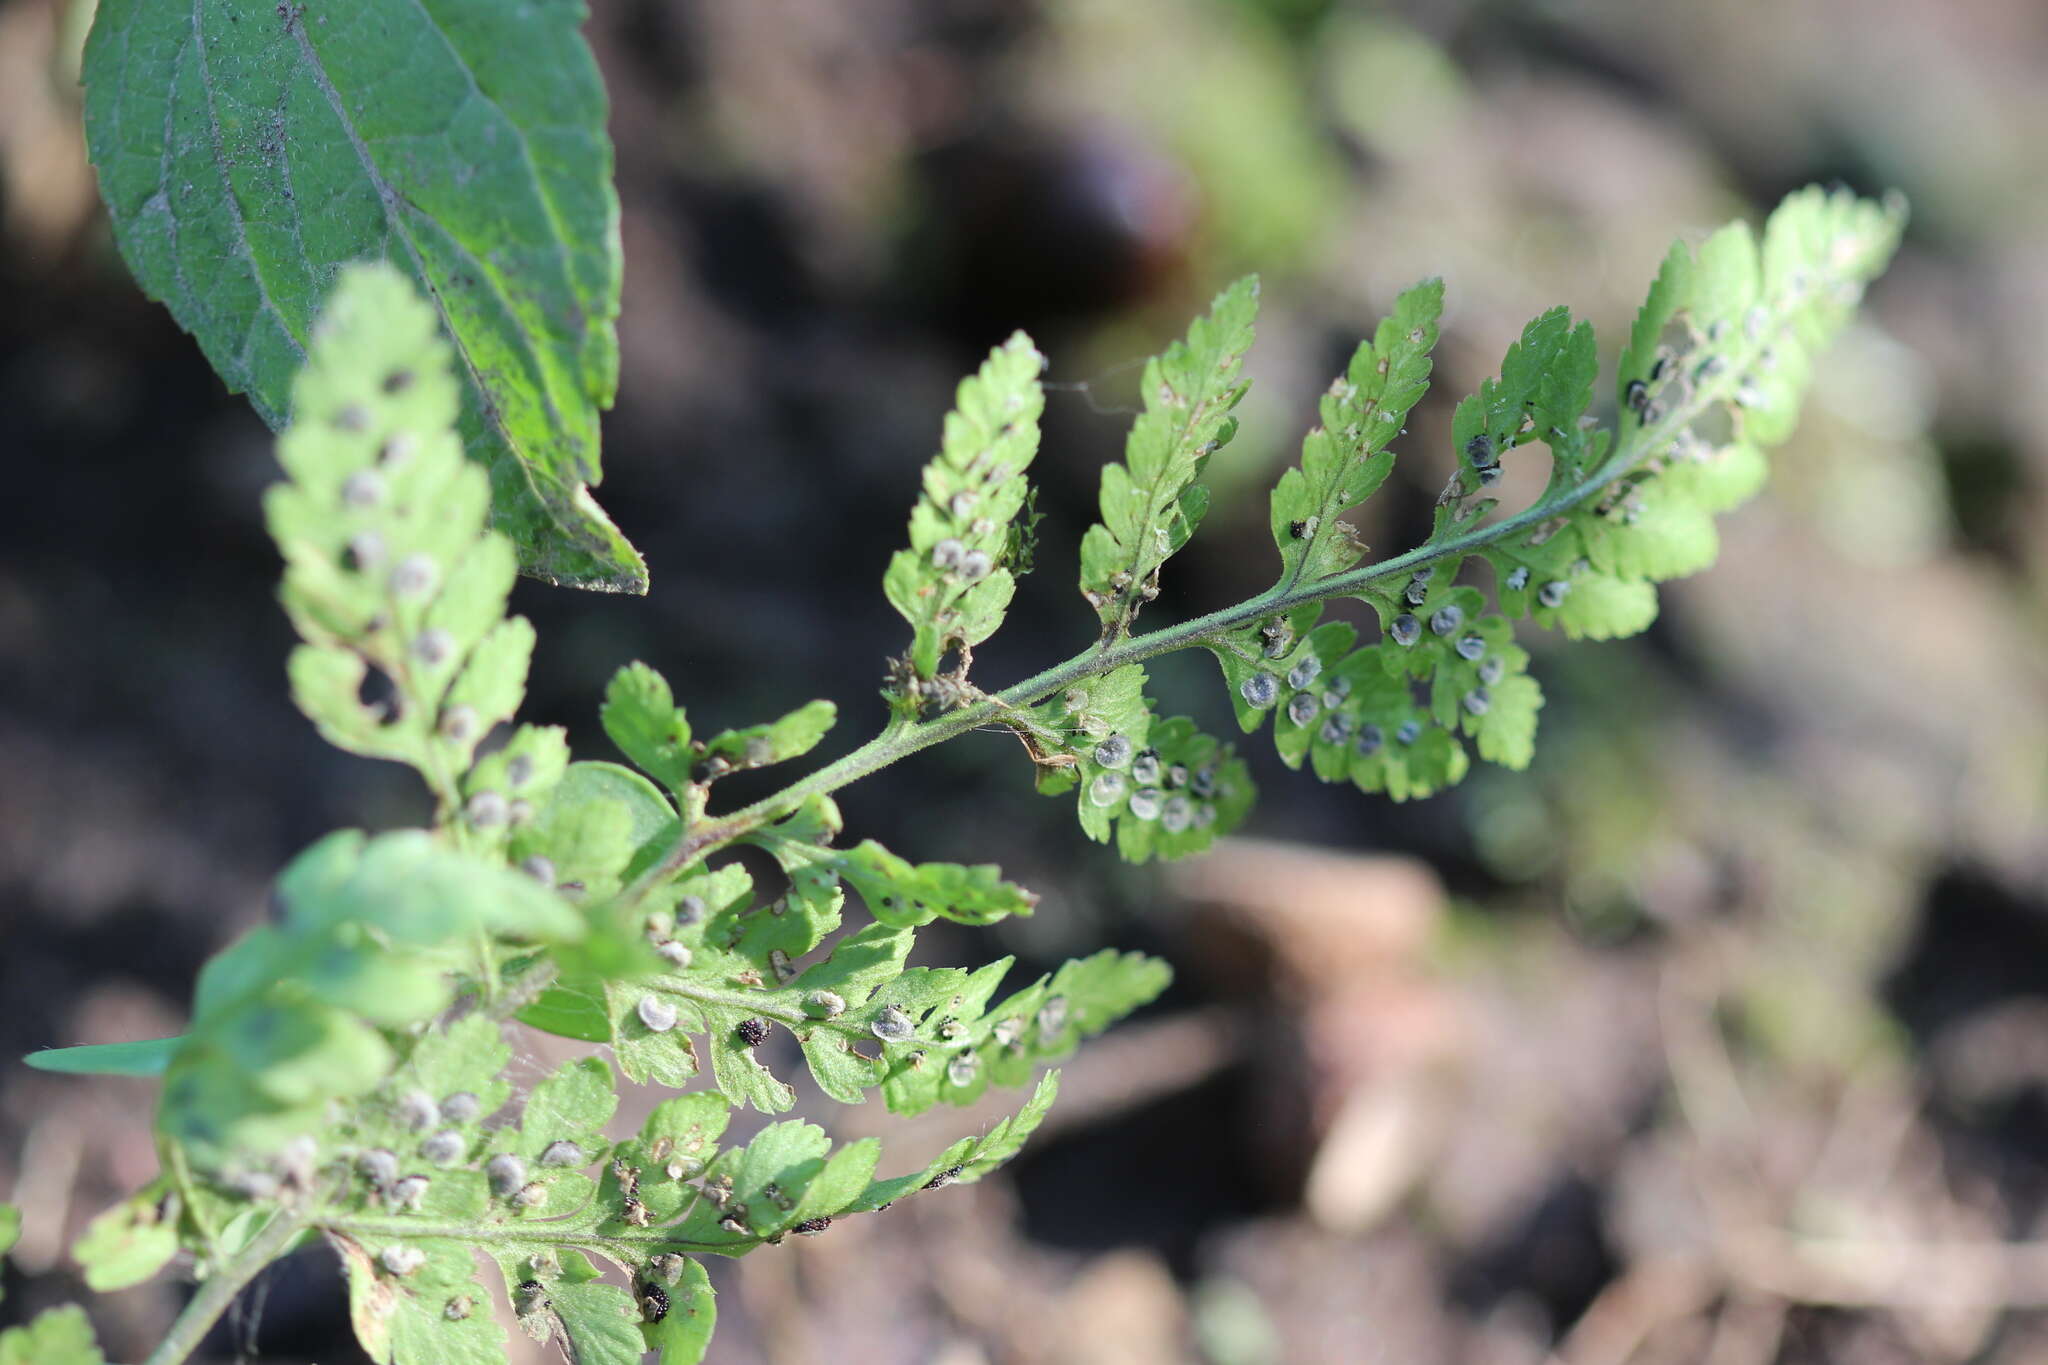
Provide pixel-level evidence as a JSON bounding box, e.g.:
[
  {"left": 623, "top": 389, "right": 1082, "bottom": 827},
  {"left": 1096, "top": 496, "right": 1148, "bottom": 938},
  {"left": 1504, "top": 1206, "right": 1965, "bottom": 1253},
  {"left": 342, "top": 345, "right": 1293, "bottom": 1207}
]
[
  {"left": 143, "top": 1206, "right": 308, "bottom": 1365},
  {"left": 617, "top": 357, "right": 1727, "bottom": 903}
]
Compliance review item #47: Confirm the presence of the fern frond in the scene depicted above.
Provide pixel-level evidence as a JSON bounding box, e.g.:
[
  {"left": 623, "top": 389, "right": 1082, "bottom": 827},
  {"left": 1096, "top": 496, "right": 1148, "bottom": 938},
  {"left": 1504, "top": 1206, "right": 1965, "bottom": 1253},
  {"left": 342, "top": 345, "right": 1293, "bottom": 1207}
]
[
  {"left": 883, "top": 333, "right": 1048, "bottom": 687},
  {"left": 156, "top": 833, "right": 584, "bottom": 1170},
  {"left": 1269, "top": 277, "right": 1442, "bottom": 582},
  {"left": 326, "top": 1040, "right": 1057, "bottom": 1365},
  {"left": 747, "top": 796, "right": 1039, "bottom": 929},
  {"left": 1203, "top": 187, "right": 1903, "bottom": 802},
  {"left": 264, "top": 264, "right": 529, "bottom": 811},
  {"left": 1079, "top": 278, "right": 1259, "bottom": 639},
  {"left": 23, "top": 189, "right": 1908, "bottom": 1365}
]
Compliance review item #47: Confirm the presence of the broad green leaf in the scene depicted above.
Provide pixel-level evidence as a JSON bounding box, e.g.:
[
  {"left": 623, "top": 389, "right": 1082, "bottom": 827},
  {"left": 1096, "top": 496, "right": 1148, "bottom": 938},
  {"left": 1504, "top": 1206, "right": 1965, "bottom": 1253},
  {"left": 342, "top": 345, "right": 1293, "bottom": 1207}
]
[
  {"left": 884, "top": 332, "right": 1047, "bottom": 679},
  {"left": 23, "top": 1036, "right": 182, "bottom": 1077},
  {"left": 84, "top": 0, "right": 642, "bottom": 590},
  {"left": 0, "top": 1306, "right": 105, "bottom": 1365},
  {"left": 1079, "top": 277, "right": 1258, "bottom": 638}
]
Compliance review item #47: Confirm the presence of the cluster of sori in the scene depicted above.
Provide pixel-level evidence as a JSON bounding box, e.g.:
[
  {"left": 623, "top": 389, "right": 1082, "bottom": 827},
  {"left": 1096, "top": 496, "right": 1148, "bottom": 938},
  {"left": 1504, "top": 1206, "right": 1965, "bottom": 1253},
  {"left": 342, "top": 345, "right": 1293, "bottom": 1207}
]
[
  {"left": 883, "top": 332, "right": 1049, "bottom": 690},
  {"left": 1022, "top": 666, "right": 1259, "bottom": 861},
  {"left": 1203, "top": 186, "right": 1905, "bottom": 804}
]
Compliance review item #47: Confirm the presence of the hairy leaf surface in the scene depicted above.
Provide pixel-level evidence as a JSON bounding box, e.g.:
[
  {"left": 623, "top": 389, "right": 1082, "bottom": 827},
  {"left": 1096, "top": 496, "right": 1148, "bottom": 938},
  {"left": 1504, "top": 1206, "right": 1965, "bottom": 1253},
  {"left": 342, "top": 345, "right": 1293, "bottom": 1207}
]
[{"left": 84, "top": 0, "right": 640, "bottom": 589}]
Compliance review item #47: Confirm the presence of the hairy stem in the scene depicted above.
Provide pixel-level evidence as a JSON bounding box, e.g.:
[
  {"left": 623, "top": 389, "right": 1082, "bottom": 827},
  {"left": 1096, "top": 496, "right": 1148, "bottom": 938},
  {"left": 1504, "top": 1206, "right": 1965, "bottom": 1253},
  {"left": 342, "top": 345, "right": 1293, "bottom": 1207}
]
[{"left": 143, "top": 1206, "right": 307, "bottom": 1365}]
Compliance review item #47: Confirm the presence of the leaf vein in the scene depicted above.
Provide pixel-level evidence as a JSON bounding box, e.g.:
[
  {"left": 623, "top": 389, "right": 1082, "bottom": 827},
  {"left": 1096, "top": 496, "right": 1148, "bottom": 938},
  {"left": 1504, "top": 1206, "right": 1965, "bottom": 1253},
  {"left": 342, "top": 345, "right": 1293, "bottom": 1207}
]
[
  {"left": 284, "top": 12, "right": 569, "bottom": 537},
  {"left": 189, "top": 0, "right": 308, "bottom": 377}
]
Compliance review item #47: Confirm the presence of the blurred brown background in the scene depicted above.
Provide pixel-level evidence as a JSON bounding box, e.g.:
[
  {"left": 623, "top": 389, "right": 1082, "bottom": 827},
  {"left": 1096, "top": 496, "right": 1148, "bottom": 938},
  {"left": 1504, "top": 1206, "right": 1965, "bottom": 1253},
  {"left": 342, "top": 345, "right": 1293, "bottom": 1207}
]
[{"left": 3, "top": 0, "right": 2046, "bottom": 1361}]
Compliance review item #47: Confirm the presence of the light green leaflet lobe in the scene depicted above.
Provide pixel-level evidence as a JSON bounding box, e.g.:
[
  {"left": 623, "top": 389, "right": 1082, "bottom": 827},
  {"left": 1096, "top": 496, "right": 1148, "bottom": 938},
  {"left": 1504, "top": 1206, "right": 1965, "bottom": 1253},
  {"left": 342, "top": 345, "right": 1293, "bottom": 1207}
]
[{"left": 1079, "top": 278, "right": 1258, "bottom": 638}]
